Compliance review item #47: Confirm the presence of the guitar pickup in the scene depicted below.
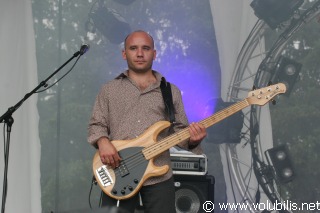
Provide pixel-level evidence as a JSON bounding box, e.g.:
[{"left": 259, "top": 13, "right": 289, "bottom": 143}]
[
  {"left": 96, "top": 165, "right": 113, "bottom": 187},
  {"left": 118, "top": 162, "right": 129, "bottom": 177}
]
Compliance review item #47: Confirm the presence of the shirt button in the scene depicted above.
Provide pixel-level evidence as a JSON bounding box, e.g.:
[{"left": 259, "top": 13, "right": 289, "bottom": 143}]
[{"left": 137, "top": 120, "right": 141, "bottom": 123}]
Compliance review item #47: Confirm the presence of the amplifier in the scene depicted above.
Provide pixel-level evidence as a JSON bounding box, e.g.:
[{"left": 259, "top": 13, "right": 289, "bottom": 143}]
[{"left": 170, "top": 153, "right": 207, "bottom": 175}]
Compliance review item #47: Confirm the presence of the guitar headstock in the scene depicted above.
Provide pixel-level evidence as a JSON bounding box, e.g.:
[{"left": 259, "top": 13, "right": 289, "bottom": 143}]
[{"left": 246, "top": 83, "right": 287, "bottom": 106}]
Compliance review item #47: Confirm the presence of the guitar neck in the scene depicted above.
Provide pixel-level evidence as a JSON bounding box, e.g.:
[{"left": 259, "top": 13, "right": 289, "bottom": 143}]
[{"left": 143, "top": 99, "right": 250, "bottom": 159}]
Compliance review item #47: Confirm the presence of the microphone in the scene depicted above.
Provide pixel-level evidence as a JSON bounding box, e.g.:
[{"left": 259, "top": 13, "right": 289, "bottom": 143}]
[{"left": 79, "top": 44, "right": 90, "bottom": 55}]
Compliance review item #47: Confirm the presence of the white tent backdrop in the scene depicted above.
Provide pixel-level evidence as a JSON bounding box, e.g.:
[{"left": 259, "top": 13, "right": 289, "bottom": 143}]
[
  {"left": 210, "top": 0, "right": 273, "bottom": 211},
  {"left": 0, "top": 0, "right": 41, "bottom": 212}
]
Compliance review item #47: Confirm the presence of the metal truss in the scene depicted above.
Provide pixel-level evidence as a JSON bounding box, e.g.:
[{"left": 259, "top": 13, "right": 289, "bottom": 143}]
[{"left": 223, "top": 1, "right": 320, "bottom": 212}]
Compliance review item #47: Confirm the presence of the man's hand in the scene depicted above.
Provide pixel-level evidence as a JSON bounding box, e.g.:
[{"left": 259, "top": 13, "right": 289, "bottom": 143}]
[
  {"left": 97, "top": 137, "right": 121, "bottom": 169},
  {"left": 188, "top": 122, "right": 207, "bottom": 148}
]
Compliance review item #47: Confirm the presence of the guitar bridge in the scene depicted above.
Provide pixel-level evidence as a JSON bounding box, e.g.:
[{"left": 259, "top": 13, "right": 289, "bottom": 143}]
[{"left": 95, "top": 165, "right": 113, "bottom": 187}]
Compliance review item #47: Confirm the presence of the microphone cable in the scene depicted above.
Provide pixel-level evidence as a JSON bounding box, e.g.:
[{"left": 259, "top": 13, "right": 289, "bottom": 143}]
[{"left": 35, "top": 54, "right": 81, "bottom": 93}]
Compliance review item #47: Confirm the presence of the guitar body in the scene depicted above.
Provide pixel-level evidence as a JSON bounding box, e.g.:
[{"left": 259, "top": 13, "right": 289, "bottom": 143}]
[{"left": 92, "top": 120, "right": 171, "bottom": 200}]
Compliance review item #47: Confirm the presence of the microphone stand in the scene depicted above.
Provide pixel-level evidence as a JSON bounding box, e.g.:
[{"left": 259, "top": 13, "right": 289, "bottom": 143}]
[{"left": 0, "top": 49, "right": 82, "bottom": 213}]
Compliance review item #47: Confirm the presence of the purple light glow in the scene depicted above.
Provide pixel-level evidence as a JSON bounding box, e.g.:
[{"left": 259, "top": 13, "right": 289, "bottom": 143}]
[{"left": 160, "top": 59, "right": 220, "bottom": 123}]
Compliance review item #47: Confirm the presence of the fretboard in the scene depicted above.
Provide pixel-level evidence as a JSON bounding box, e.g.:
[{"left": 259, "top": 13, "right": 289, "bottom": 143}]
[{"left": 142, "top": 99, "right": 249, "bottom": 159}]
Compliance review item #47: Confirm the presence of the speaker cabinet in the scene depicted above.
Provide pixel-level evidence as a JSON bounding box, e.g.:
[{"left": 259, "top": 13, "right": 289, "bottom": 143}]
[
  {"left": 134, "top": 175, "right": 215, "bottom": 213},
  {"left": 174, "top": 175, "right": 215, "bottom": 213}
]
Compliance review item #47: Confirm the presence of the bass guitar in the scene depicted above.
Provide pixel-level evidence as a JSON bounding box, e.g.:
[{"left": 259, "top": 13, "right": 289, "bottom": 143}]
[{"left": 92, "top": 83, "right": 286, "bottom": 200}]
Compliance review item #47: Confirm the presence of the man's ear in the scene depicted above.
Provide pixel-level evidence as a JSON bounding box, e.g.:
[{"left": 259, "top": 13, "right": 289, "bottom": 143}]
[
  {"left": 153, "top": 50, "right": 156, "bottom": 60},
  {"left": 122, "top": 49, "right": 127, "bottom": 60}
]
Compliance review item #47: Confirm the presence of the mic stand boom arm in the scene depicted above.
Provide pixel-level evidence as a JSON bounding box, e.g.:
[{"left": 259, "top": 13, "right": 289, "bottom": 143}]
[
  {"left": 0, "top": 50, "right": 81, "bottom": 124},
  {"left": 0, "top": 49, "right": 81, "bottom": 213}
]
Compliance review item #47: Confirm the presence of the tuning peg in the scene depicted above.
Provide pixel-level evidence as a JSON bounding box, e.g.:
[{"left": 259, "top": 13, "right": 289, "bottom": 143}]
[
  {"left": 252, "top": 85, "right": 256, "bottom": 90},
  {"left": 267, "top": 81, "right": 273, "bottom": 86},
  {"left": 271, "top": 99, "right": 276, "bottom": 105}
]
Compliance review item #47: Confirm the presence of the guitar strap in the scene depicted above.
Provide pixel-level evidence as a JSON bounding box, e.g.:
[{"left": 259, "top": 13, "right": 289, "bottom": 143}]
[{"left": 160, "top": 77, "right": 176, "bottom": 125}]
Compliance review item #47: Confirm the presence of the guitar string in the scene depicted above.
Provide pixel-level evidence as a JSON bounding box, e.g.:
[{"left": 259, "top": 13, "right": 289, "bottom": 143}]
[
  {"left": 114, "top": 88, "right": 281, "bottom": 182},
  {"left": 118, "top": 87, "right": 274, "bottom": 167},
  {"left": 142, "top": 100, "right": 249, "bottom": 159},
  {"left": 111, "top": 100, "right": 250, "bottom": 178},
  {"left": 108, "top": 89, "right": 273, "bottom": 173},
  {"left": 113, "top": 150, "right": 145, "bottom": 176},
  {"left": 114, "top": 152, "right": 145, "bottom": 176},
  {"left": 110, "top": 100, "right": 250, "bottom": 179},
  {"left": 124, "top": 101, "right": 248, "bottom": 167},
  {"left": 109, "top": 96, "right": 274, "bottom": 186}
]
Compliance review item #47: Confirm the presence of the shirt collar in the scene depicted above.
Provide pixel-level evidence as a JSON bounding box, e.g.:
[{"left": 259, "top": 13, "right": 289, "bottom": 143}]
[{"left": 115, "top": 70, "right": 164, "bottom": 83}]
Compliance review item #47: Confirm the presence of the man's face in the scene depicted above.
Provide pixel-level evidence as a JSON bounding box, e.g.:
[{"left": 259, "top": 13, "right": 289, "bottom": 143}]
[{"left": 122, "top": 32, "right": 156, "bottom": 73}]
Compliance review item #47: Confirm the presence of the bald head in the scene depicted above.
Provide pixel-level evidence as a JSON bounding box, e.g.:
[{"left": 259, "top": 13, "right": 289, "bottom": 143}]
[{"left": 124, "top": 30, "right": 155, "bottom": 49}]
